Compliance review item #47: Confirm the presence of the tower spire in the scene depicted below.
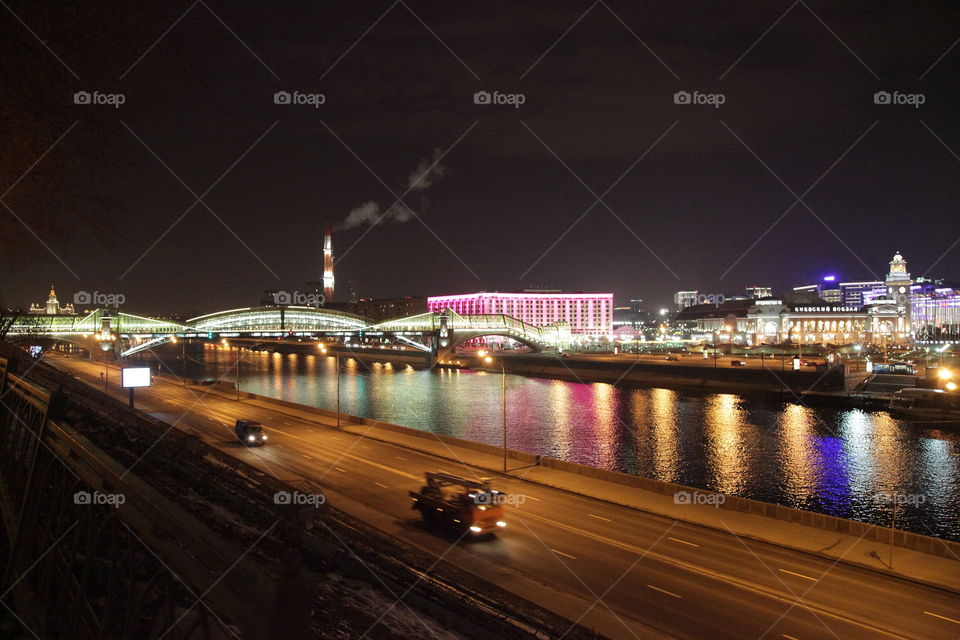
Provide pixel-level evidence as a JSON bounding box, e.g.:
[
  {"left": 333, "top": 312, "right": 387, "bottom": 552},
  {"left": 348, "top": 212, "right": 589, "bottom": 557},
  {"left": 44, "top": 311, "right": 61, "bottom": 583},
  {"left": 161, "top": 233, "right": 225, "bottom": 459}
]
[{"left": 323, "top": 219, "right": 335, "bottom": 303}]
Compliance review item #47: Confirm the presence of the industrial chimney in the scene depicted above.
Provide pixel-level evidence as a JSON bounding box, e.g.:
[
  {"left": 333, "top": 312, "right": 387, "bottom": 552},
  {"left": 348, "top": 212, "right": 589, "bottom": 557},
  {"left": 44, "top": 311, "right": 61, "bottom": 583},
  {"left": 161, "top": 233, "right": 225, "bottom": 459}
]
[{"left": 323, "top": 219, "right": 335, "bottom": 302}]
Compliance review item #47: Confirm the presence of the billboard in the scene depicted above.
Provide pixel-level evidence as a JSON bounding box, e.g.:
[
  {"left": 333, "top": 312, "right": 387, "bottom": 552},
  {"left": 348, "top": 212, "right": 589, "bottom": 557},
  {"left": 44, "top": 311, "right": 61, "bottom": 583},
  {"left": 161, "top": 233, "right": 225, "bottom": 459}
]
[{"left": 121, "top": 367, "right": 151, "bottom": 388}]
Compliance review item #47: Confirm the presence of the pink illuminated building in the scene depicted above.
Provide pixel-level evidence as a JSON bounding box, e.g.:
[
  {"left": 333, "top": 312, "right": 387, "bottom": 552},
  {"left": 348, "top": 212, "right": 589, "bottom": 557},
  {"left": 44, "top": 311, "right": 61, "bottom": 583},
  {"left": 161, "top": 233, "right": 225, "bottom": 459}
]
[{"left": 427, "top": 291, "right": 614, "bottom": 339}]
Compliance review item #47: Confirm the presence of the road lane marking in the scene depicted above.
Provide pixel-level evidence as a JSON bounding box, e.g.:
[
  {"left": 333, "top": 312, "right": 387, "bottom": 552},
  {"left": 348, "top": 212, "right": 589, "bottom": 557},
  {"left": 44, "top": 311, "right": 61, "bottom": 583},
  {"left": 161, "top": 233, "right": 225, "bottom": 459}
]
[
  {"left": 550, "top": 549, "right": 576, "bottom": 560},
  {"left": 395, "top": 456, "right": 408, "bottom": 461},
  {"left": 334, "top": 467, "right": 346, "bottom": 473},
  {"left": 587, "top": 513, "right": 611, "bottom": 522},
  {"left": 782, "top": 634, "right": 800, "bottom": 640},
  {"left": 374, "top": 482, "right": 389, "bottom": 489},
  {"left": 668, "top": 536, "right": 699, "bottom": 547},
  {"left": 524, "top": 495, "right": 540, "bottom": 501},
  {"left": 302, "top": 454, "right": 313, "bottom": 459},
  {"left": 924, "top": 611, "right": 960, "bottom": 625},
  {"left": 779, "top": 569, "right": 816, "bottom": 581},
  {"left": 647, "top": 584, "right": 682, "bottom": 599}
]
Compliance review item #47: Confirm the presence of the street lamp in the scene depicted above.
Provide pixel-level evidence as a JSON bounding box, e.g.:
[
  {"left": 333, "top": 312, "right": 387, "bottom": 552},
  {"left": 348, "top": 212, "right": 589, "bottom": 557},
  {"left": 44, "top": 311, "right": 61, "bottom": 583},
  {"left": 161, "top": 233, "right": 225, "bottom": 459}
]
[
  {"left": 170, "top": 334, "right": 188, "bottom": 386},
  {"left": 223, "top": 339, "right": 241, "bottom": 400},
  {"left": 485, "top": 355, "right": 508, "bottom": 472},
  {"left": 320, "top": 344, "right": 340, "bottom": 427}
]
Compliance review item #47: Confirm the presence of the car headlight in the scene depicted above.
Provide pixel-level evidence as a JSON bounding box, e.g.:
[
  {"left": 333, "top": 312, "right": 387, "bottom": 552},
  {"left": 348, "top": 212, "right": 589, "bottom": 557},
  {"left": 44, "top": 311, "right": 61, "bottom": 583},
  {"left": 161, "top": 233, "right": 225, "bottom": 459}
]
[
  {"left": 261, "top": 434, "right": 267, "bottom": 440},
  {"left": 496, "top": 521, "right": 506, "bottom": 528},
  {"left": 248, "top": 435, "right": 255, "bottom": 442},
  {"left": 469, "top": 526, "right": 482, "bottom": 533}
]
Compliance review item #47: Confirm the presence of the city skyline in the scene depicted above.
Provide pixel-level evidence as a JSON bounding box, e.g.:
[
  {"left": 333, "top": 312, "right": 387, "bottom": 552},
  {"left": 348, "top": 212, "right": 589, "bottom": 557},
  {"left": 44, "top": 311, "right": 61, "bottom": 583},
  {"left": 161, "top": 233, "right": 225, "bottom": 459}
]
[{"left": 3, "top": 3, "right": 960, "bottom": 313}]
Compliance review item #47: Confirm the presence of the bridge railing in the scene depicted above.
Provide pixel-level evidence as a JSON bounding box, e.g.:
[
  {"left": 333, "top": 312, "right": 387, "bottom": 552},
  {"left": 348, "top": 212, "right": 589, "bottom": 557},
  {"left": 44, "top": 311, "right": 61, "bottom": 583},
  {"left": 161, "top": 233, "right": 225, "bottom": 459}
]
[{"left": 453, "top": 314, "right": 547, "bottom": 344}]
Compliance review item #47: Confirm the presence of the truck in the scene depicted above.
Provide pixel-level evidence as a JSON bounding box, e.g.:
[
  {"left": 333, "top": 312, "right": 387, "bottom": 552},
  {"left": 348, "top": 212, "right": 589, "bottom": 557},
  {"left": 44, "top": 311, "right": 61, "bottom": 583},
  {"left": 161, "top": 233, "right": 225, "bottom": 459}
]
[
  {"left": 409, "top": 472, "right": 507, "bottom": 536},
  {"left": 235, "top": 419, "right": 268, "bottom": 447}
]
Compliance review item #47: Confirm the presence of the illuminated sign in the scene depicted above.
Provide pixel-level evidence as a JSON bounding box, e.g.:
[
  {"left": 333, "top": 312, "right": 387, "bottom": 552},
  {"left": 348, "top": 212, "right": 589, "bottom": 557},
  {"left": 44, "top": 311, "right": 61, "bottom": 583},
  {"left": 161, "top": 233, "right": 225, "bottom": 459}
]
[{"left": 121, "top": 367, "right": 152, "bottom": 388}]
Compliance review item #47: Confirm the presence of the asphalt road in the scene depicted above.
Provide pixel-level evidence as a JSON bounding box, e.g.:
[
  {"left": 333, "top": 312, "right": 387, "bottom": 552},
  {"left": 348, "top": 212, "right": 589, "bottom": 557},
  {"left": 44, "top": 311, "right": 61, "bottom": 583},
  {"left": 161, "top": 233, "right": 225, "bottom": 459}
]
[{"left": 51, "top": 354, "right": 960, "bottom": 640}]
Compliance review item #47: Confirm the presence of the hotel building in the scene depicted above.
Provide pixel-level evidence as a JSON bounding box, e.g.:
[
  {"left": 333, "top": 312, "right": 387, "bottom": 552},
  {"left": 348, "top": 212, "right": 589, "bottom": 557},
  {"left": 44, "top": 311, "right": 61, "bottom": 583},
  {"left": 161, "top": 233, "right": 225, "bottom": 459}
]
[{"left": 427, "top": 291, "right": 614, "bottom": 340}]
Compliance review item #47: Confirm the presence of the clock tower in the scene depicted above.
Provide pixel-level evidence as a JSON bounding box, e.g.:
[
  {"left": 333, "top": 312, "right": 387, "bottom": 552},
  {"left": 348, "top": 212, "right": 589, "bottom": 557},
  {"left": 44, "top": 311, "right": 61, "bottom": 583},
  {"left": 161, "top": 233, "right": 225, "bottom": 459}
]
[{"left": 885, "top": 252, "right": 912, "bottom": 337}]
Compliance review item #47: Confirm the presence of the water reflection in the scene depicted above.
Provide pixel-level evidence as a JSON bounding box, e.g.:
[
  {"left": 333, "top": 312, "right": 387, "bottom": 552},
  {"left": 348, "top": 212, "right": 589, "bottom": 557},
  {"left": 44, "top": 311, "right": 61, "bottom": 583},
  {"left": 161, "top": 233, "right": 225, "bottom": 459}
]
[{"left": 143, "top": 346, "right": 960, "bottom": 540}]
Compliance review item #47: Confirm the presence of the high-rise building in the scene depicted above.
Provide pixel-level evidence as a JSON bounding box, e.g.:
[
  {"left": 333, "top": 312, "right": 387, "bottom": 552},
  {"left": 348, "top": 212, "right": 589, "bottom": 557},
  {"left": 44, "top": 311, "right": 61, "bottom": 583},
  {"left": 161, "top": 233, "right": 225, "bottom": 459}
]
[
  {"left": 427, "top": 291, "right": 613, "bottom": 338},
  {"left": 674, "top": 290, "right": 699, "bottom": 311},
  {"left": 793, "top": 276, "right": 841, "bottom": 303},
  {"left": 352, "top": 296, "right": 427, "bottom": 322},
  {"left": 28, "top": 286, "right": 75, "bottom": 315},
  {"left": 746, "top": 286, "right": 772, "bottom": 299},
  {"left": 839, "top": 281, "right": 885, "bottom": 306}
]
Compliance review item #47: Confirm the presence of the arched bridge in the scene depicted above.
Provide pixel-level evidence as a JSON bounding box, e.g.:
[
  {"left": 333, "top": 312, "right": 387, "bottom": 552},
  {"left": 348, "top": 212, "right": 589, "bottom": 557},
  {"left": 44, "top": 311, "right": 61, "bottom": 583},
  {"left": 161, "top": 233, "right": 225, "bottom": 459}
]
[
  {"left": 2, "top": 306, "right": 567, "bottom": 358},
  {"left": 368, "top": 309, "right": 566, "bottom": 356}
]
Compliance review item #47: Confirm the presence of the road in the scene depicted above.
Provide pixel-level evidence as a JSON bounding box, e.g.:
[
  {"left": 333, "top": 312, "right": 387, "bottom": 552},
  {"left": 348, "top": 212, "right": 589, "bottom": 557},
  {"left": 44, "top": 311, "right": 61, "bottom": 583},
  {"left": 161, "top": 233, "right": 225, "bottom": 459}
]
[{"left": 51, "top": 354, "right": 960, "bottom": 640}]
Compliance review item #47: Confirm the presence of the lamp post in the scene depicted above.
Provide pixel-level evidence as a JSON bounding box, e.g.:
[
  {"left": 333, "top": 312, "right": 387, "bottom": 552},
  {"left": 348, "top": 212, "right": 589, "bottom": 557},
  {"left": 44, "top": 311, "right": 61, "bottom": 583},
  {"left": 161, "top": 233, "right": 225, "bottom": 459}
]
[
  {"left": 319, "top": 344, "right": 340, "bottom": 427},
  {"left": 223, "top": 339, "right": 240, "bottom": 400},
  {"left": 485, "top": 356, "right": 508, "bottom": 473},
  {"left": 170, "top": 335, "right": 187, "bottom": 386}
]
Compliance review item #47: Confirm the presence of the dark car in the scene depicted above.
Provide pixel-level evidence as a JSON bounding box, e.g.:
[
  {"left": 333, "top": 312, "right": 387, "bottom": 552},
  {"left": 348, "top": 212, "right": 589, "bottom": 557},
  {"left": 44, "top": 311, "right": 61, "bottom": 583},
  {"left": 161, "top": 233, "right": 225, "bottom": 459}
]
[
  {"left": 235, "top": 419, "right": 268, "bottom": 446},
  {"left": 730, "top": 360, "right": 747, "bottom": 366}
]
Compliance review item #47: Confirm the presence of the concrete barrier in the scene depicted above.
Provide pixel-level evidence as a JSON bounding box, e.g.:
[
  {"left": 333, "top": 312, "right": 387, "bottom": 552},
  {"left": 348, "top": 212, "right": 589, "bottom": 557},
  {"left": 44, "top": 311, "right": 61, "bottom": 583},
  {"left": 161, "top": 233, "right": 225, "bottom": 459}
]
[
  {"left": 475, "top": 356, "right": 848, "bottom": 394},
  {"left": 537, "top": 455, "right": 960, "bottom": 560}
]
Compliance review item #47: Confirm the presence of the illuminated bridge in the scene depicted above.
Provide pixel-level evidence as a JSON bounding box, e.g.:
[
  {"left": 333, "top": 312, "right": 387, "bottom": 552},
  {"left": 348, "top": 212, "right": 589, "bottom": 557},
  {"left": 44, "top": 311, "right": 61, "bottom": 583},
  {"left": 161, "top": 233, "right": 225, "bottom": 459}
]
[{"left": 2, "top": 306, "right": 567, "bottom": 359}]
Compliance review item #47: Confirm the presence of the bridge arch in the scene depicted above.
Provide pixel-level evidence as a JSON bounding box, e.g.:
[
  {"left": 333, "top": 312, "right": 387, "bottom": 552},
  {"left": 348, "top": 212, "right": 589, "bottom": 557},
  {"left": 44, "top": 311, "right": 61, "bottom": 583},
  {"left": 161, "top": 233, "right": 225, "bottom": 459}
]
[
  {"left": 188, "top": 306, "right": 370, "bottom": 333},
  {"left": 442, "top": 330, "right": 545, "bottom": 353}
]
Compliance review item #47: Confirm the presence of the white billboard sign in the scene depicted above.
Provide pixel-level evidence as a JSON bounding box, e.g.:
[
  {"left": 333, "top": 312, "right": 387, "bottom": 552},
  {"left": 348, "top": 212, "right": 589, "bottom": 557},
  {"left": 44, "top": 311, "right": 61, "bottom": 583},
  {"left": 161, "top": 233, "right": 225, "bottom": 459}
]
[{"left": 122, "top": 367, "right": 152, "bottom": 388}]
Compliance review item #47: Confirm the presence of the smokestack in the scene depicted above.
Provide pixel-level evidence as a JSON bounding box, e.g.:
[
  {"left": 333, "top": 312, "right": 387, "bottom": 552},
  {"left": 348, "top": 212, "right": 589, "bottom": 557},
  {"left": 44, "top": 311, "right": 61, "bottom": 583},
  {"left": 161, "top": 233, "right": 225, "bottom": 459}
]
[{"left": 323, "top": 218, "right": 335, "bottom": 303}]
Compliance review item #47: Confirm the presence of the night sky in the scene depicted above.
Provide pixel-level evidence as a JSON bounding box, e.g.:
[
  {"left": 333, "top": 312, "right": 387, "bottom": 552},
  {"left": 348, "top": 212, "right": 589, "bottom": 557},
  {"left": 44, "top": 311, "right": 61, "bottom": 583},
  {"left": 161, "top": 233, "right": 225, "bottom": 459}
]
[{"left": 2, "top": 1, "right": 960, "bottom": 315}]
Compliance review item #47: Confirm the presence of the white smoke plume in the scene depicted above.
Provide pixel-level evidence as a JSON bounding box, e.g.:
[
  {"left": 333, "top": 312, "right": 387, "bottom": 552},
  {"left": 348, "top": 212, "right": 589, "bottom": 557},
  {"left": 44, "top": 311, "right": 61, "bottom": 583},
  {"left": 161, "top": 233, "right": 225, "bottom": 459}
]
[
  {"left": 408, "top": 148, "right": 446, "bottom": 190},
  {"left": 339, "top": 201, "right": 415, "bottom": 230},
  {"left": 341, "top": 201, "right": 379, "bottom": 229},
  {"left": 339, "top": 149, "right": 447, "bottom": 229}
]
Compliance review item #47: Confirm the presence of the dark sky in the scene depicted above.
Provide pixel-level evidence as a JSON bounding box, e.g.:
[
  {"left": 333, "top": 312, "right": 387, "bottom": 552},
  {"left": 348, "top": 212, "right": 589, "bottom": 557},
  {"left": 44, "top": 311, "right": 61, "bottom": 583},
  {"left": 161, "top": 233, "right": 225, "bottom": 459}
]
[{"left": 3, "top": 1, "right": 960, "bottom": 315}]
